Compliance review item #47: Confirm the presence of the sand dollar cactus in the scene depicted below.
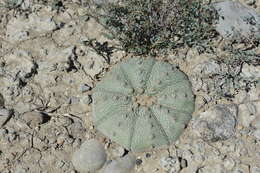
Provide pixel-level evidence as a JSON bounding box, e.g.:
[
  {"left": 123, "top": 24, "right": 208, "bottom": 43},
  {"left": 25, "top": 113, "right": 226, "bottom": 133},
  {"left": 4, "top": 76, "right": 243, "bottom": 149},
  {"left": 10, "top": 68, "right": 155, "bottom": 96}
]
[{"left": 92, "top": 57, "right": 195, "bottom": 152}]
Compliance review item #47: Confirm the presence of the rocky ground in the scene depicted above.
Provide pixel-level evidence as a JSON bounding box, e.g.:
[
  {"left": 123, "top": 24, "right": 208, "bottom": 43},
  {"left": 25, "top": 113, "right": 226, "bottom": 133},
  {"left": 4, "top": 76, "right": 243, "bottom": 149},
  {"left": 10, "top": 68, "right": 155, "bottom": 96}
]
[{"left": 0, "top": 0, "right": 259, "bottom": 173}]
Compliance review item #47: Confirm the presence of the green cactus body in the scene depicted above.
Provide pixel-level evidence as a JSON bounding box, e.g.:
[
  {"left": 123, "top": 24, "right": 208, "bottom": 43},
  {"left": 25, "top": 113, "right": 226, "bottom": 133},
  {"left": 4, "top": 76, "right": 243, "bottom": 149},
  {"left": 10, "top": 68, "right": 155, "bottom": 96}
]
[{"left": 92, "top": 57, "right": 195, "bottom": 152}]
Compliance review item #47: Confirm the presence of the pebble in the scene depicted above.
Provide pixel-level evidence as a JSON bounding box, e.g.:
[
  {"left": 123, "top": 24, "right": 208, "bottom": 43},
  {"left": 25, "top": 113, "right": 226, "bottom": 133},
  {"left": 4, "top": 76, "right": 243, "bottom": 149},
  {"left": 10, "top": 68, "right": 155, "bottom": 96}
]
[
  {"left": 21, "top": 111, "right": 50, "bottom": 127},
  {"left": 193, "top": 104, "right": 238, "bottom": 142},
  {"left": 72, "top": 139, "right": 107, "bottom": 172},
  {"left": 102, "top": 154, "right": 136, "bottom": 173}
]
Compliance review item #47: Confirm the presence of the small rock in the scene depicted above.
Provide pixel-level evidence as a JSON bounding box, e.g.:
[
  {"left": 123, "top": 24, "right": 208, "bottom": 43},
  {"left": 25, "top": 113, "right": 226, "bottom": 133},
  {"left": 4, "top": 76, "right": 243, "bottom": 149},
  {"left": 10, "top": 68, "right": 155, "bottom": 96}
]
[
  {"left": 14, "top": 167, "right": 28, "bottom": 173},
  {"left": 213, "top": 1, "right": 260, "bottom": 41},
  {"left": 193, "top": 104, "right": 238, "bottom": 142},
  {"left": 238, "top": 103, "right": 257, "bottom": 127},
  {"left": 0, "top": 128, "right": 8, "bottom": 137},
  {"left": 56, "top": 160, "right": 65, "bottom": 168},
  {"left": 81, "top": 50, "right": 106, "bottom": 78},
  {"left": 223, "top": 157, "right": 235, "bottom": 170},
  {"left": 251, "top": 166, "right": 260, "bottom": 173},
  {"left": 134, "top": 158, "right": 142, "bottom": 166},
  {"left": 192, "top": 60, "right": 221, "bottom": 76},
  {"left": 72, "top": 139, "right": 107, "bottom": 172},
  {"left": 251, "top": 116, "right": 260, "bottom": 128},
  {"left": 67, "top": 96, "right": 80, "bottom": 104},
  {"left": 253, "top": 129, "right": 260, "bottom": 140},
  {"left": 0, "top": 93, "right": 4, "bottom": 108},
  {"left": 241, "top": 64, "right": 260, "bottom": 79},
  {"left": 160, "top": 156, "right": 180, "bottom": 172},
  {"left": 102, "top": 154, "right": 136, "bottom": 173},
  {"left": 111, "top": 146, "right": 126, "bottom": 157},
  {"left": 79, "top": 84, "right": 91, "bottom": 93},
  {"left": 196, "top": 164, "right": 224, "bottom": 173},
  {"left": 233, "top": 164, "right": 250, "bottom": 173},
  {"left": 22, "top": 111, "right": 50, "bottom": 127},
  {"left": 0, "top": 108, "right": 13, "bottom": 126},
  {"left": 0, "top": 108, "right": 13, "bottom": 116},
  {"left": 93, "top": 0, "right": 118, "bottom": 5},
  {"left": 81, "top": 95, "right": 92, "bottom": 105},
  {"left": 56, "top": 116, "right": 73, "bottom": 127}
]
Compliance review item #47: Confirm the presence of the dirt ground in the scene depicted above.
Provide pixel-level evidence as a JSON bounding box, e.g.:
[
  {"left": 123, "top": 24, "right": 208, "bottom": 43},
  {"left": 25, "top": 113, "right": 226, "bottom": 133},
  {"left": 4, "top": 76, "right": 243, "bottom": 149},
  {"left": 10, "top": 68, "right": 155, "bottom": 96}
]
[{"left": 0, "top": 0, "right": 260, "bottom": 173}]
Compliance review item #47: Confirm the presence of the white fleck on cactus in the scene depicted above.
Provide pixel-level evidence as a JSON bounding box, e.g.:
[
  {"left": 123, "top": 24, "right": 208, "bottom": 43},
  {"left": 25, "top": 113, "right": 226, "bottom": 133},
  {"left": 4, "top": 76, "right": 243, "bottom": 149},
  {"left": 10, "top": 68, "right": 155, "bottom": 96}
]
[{"left": 92, "top": 57, "right": 195, "bottom": 152}]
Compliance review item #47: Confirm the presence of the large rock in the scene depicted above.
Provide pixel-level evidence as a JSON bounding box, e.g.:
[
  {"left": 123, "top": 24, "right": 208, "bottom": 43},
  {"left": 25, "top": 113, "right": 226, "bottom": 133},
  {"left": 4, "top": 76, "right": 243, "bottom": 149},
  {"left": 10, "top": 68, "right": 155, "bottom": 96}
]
[
  {"left": 193, "top": 104, "right": 238, "bottom": 142},
  {"left": 213, "top": 1, "right": 260, "bottom": 41}
]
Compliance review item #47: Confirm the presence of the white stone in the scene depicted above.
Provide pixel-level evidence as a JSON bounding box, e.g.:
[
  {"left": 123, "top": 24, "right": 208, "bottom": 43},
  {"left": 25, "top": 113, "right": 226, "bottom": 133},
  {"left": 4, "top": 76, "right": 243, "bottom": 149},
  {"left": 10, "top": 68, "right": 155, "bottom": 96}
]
[{"left": 72, "top": 139, "right": 107, "bottom": 172}]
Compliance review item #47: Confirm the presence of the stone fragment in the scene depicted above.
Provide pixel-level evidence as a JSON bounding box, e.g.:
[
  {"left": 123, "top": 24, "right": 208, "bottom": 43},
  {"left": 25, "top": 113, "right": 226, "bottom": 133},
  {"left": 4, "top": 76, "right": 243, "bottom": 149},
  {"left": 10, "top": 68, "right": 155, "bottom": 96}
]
[
  {"left": 193, "top": 104, "right": 238, "bottom": 142},
  {"left": 102, "top": 154, "right": 136, "bottom": 173},
  {"left": 72, "top": 139, "right": 107, "bottom": 172}
]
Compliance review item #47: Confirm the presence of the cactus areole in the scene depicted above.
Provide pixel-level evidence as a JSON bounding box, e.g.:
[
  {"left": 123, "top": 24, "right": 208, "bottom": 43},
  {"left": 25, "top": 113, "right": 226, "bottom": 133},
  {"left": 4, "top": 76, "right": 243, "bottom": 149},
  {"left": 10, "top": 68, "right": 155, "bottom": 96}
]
[{"left": 92, "top": 57, "right": 195, "bottom": 152}]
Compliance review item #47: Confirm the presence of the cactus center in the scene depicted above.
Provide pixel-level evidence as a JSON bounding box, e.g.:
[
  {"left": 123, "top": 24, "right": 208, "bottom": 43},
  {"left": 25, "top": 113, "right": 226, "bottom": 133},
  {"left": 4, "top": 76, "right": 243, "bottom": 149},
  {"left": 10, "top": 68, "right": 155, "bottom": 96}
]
[{"left": 133, "top": 94, "right": 156, "bottom": 107}]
